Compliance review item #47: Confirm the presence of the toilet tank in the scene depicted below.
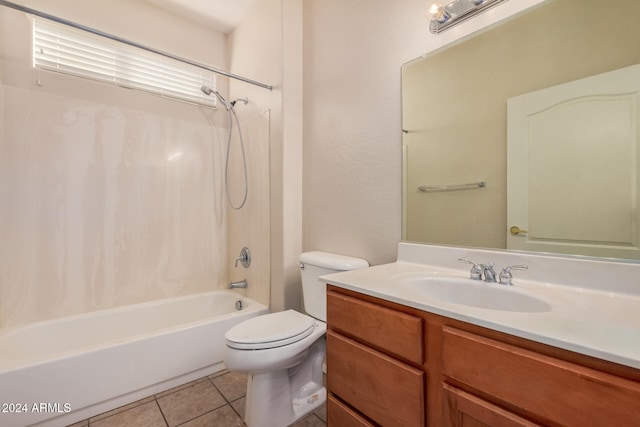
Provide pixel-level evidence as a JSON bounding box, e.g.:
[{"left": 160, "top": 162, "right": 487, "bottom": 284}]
[{"left": 298, "top": 251, "right": 369, "bottom": 321}]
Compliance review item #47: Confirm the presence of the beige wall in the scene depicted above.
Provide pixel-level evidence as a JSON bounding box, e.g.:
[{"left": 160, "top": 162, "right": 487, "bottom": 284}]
[
  {"left": 301, "top": 0, "right": 546, "bottom": 266},
  {"left": 302, "top": 0, "right": 424, "bottom": 266},
  {"left": 227, "top": 0, "right": 305, "bottom": 312}
]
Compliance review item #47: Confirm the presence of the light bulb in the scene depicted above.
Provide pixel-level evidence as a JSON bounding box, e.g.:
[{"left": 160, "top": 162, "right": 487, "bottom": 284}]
[{"left": 428, "top": 3, "right": 449, "bottom": 23}]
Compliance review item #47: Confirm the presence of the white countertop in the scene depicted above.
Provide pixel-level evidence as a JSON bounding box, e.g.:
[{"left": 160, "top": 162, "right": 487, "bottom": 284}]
[{"left": 321, "top": 243, "right": 640, "bottom": 369}]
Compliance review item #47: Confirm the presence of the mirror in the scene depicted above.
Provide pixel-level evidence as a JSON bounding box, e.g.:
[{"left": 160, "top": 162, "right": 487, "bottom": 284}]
[{"left": 402, "top": 0, "right": 640, "bottom": 261}]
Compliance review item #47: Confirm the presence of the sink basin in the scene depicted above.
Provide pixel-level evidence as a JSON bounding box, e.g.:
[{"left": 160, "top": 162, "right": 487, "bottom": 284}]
[{"left": 395, "top": 276, "right": 552, "bottom": 313}]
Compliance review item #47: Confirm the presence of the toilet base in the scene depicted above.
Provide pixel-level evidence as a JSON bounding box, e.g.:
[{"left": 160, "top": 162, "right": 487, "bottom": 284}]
[{"left": 244, "top": 337, "right": 326, "bottom": 427}]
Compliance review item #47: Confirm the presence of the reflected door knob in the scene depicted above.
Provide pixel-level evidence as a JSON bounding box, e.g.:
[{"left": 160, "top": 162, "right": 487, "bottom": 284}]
[{"left": 509, "top": 226, "right": 528, "bottom": 235}]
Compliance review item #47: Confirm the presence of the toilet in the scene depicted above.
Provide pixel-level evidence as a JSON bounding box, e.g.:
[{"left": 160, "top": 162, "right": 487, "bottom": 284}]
[{"left": 224, "top": 251, "right": 369, "bottom": 427}]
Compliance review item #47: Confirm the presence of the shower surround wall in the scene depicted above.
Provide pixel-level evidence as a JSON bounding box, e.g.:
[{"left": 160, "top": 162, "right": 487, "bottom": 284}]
[
  {"left": 1, "top": 87, "right": 227, "bottom": 328},
  {"left": 0, "top": 3, "right": 269, "bottom": 328}
]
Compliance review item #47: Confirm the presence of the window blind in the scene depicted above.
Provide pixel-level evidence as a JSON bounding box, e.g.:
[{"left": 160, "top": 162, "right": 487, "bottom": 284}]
[{"left": 33, "top": 18, "right": 217, "bottom": 107}]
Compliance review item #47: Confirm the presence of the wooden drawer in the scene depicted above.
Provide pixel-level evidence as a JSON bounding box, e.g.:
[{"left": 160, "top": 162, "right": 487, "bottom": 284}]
[
  {"left": 327, "top": 330, "right": 425, "bottom": 427},
  {"left": 327, "top": 290, "right": 424, "bottom": 364},
  {"left": 327, "top": 394, "right": 375, "bottom": 427},
  {"left": 443, "top": 327, "right": 640, "bottom": 426},
  {"left": 443, "top": 384, "right": 540, "bottom": 427}
]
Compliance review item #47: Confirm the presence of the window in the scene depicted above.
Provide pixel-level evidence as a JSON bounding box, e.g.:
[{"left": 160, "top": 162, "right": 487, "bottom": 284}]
[{"left": 33, "top": 18, "right": 216, "bottom": 107}]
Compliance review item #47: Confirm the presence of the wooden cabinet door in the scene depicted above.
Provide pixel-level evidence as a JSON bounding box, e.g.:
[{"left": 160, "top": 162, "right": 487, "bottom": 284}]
[
  {"left": 443, "top": 327, "right": 640, "bottom": 426},
  {"left": 443, "top": 384, "right": 540, "bottom": 427}
]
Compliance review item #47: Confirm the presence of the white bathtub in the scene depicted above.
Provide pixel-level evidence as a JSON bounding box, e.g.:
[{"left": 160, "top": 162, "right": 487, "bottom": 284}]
[{"left": 0, "top": 291, "right": 268, "bottom": 427}]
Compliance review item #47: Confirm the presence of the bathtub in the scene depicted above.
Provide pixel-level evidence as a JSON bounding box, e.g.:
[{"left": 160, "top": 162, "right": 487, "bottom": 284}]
[{"left": 0, "top": 291, "right": 268, "bottom": 427}]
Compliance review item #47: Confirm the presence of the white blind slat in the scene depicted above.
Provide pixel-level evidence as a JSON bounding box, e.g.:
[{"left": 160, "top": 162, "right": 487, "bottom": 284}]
[{"left": 33, "top": 19, "right": 216, "bottom": 107}]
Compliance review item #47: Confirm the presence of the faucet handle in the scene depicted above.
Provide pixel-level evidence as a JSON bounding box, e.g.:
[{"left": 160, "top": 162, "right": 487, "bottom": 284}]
[
  {"left": 459, "top": 258, "right": 483, "bottom": 280},
  {"left": 235, "top": 247, "right": 251, "bottom": 268},
  {"left": 499, "top": 265, "right": 528, "bottom": 286}
]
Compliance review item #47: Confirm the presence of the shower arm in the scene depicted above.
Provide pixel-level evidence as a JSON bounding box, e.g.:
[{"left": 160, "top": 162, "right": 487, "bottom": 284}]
[
  {"left": 231, "top": 98, "right": 249, "bottom": 107},
  {"left": 0, "top": 0, "right": 273, "bottom": 91}
]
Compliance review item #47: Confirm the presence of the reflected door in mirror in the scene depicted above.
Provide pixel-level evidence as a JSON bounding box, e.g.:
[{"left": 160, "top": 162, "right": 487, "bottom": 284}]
[{"left": 507, "top": 64, "right": 640, "bottom": 260}]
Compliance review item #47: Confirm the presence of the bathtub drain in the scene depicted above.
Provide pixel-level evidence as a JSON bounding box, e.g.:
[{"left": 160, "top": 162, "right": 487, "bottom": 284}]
[{"left": 235, "top": 300, "right": 244, "bottom": 311}]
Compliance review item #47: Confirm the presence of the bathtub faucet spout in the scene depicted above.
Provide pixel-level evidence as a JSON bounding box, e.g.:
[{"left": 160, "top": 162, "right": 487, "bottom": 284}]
[{"left": 229, "top": 279, "right": 248, "bottom": 289}]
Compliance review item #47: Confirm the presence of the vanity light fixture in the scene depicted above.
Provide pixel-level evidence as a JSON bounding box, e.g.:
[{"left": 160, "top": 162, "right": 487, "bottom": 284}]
[{"left": 427, "top": 0, "right": 509, "bottom": 33}]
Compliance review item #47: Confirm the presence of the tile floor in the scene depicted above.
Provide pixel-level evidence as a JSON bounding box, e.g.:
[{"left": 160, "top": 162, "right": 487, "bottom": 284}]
[{"left": 67, "top": 370, "right": 326, "bottom": 427}]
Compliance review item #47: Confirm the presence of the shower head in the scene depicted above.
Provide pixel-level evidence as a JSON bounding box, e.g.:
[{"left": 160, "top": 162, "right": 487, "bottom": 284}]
[{"left": 200, "top": 85, "right": 229, "bottom": 110}]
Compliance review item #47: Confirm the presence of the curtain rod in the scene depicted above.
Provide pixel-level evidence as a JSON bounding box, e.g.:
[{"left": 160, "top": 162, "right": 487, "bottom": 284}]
[{"left": 0, "top": 0, "right": 274, "bottom": 91}]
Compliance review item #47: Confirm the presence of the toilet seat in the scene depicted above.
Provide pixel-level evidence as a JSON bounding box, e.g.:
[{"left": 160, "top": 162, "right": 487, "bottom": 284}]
[{"left": 225, "top": 310, "right": 317, "bottom": 350}]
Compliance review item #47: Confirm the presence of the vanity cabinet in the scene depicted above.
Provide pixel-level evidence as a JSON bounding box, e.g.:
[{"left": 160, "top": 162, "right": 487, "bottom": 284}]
[
  {"left": 326, "top": 285, "right": 640, "bottom": 427},
  {"left": 326, "top": 290, "right": 426, "bottom": 426}
]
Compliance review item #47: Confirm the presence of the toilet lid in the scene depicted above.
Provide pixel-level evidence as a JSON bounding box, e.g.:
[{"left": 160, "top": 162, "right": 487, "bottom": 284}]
[{"left": 225, "top": 310, "right": 316, "bottom": 350}]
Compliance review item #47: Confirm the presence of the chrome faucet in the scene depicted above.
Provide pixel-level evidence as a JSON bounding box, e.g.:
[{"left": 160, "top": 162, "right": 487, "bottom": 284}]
[
  {"left": 229, "top": 279, "right": 248, "bottom": 289},
  {"left": 459, "top": 259, "right": 497, "bottom": 282},
  {"left": 480, "top": 263, "right": 497, "bottom": 283}
]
